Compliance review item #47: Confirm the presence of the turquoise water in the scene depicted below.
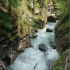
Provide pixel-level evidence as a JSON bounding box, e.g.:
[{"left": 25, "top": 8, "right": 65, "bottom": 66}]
[{"left": 7, "top": 22, "right": 59, "bottom": 70}]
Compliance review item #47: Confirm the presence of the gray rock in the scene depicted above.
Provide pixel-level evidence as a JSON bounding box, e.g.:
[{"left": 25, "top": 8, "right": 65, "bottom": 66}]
[
  {"left": 46, "top": 28, "right": 53, "bottom": 32},
  {"left": 39, "top": 43, "right": 48, "bottom": 51},
  {"left": 29, "top": 33, "right": 37, "bottom": 38}
]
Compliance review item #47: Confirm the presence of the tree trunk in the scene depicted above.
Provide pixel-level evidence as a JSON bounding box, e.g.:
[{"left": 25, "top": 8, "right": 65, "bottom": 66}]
[{"left": 8, "top": 4, "right": 11, "bottom": 16}]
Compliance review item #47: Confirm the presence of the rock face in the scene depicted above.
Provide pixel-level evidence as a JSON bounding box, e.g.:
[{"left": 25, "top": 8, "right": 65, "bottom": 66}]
[
  {"left": 0, "top": 61, "right": 6, "bottom": 70},
  {"left": 55, "top": 14, "right": 70, "bottom": 54},
  {"left": 0, "top": 35, "right": 31, "bottom": 66},
  {"left": 28, "top": 26, "right": 37, "bottom": 38},
  {"left": 29, "top": 32, "right": 37, "bottom": 38},
  {"left": 39, "top": 43, "right": 48, "bottom": 51},
  {"left": 17, "top": 36, "right": 31, "bottom": 51},
  {"left": 46, "top": 28, "right": 53, "bottom": 32}
]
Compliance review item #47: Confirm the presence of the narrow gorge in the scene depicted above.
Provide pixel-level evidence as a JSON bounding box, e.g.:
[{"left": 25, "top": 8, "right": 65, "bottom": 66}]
[
  {"left": 7, "top": 21, "right": 59, "bottom": 70},
  {"left": 0, "top": 0, "right": 70, "bottom": 70}
]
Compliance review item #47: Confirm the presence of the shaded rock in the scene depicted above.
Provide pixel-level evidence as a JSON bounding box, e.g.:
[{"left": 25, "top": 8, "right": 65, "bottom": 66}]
[
  {"left": 0, "top": 61, "right": 6, "bottom": 70},
  {"left": 50, "top": 41, "right": 53, "bottom": 44},
  {"left": 55, "top": 14, "right": 70, "bottom": 54},
  {"left": 0, "top": 35, "right": 31, "bottom": 66},
  {"left": 47, "top": 16, "right": 56, "bottom": 22},
  {"left": 39, "top": 43, "right": 48, "bottom": 51},
  {"left": 17, "top": 36, "right": 31, "bottom": 51},
  {"left": 34, "top": 19, "right": 46, "bottom": 29},
  {"left": 50, "top": 42, "right": 56, "bottom": 49},
  {"left": 50, "top": 44, "right": 56, "bottom": 49},
  {"left": 34, "top": 29, "right": 38, "bottom": 32},
  {"left": 46, "top": 28, "right": 53, "bottom": 32}
]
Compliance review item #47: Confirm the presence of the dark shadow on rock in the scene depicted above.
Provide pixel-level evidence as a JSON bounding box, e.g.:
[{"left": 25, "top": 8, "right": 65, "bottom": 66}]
[
  {"left": 47, "top": 16, "right": 56, "bottom": 22},
  {"left": 50, "top": 42, "right": 56, "bottom": 49}
]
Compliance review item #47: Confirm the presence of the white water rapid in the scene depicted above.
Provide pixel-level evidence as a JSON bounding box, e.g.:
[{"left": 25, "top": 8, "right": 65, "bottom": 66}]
[{"left": 7, "top": 22, "right": 59, "bottom": 70}]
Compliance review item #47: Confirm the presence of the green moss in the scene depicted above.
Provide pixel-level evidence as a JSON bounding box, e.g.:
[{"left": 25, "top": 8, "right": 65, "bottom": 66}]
[
  {"left": 0, "top": 0, "right": 50, "bottom": 41},
  {"left": 68, "top": 66, "right": 70, "bottom": 70},
  {"left": 25, "top": 19, "right": 35, "bottom": 27},
  {"left": 59, "top": 21, "right": 69, "bottom": 30},
  {"left": 6, "top": 33, "right": 11, "bottom": 38},
  {"left": 10, "top": 0, "right": 30, "bottom": 39},
  {"left": 60, "top": 52, "right": 68, "bottom": 62},
  {"left": 53, "top": 52, "right": 69, "bottom": 70},
  {"left": 9, "top": 36, "right": 15, "bottom": 41},
  {"left": 53, "top": 66, "right": 63, "bottom": 70},
  {"left": 0, "top": 11, "right": 13, "bottom": 30},
  {"left": 64, "top": 32, "right": 70, "bottom": 37}
]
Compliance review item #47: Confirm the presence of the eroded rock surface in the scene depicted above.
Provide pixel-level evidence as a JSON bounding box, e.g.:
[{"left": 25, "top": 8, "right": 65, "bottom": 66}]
[
  {"left": 0, "top": 35, "right": 31, "bottom": 66},
  {"left": 55, "top": 14, "right": 70, "bottom": 54}
]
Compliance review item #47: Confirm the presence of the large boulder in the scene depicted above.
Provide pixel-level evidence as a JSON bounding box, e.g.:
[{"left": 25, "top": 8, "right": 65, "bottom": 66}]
[
  {"left": 47, "top": 16, "right": 56, "bottom": 22},
  {"left": 39, "top": 43, "right": 48, "bottom": 51},
  {"left": 46, "top": 28, "right": 53, "bottom": 32}
]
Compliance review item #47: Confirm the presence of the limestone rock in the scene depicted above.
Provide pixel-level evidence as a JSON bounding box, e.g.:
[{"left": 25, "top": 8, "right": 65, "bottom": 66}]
[{"left": 28, "top": 26, "right": 37, "bottom": 38}]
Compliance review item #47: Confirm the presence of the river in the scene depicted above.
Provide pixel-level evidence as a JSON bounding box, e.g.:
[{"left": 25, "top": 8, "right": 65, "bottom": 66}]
[{"left": 7, "top": 21, "right": 59, "bottom": 70}]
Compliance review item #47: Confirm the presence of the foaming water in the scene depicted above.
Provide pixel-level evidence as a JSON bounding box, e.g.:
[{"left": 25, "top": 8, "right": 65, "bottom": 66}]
[{"left": 7, "top": 22, "right": 59, "bottom": 70}]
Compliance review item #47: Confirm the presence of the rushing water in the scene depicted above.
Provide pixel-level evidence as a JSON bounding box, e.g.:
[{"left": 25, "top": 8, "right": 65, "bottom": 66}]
[{"left": 7, "top": 22, "right": 59, "bottom": 70}]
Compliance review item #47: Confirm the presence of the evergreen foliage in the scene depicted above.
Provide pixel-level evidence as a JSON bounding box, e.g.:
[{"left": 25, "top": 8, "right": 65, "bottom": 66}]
[
  {"left": 0, "top": 12, "right": 12, "bottom": 30},
  {"left": 55, "top": 0, "right": 68, "bottom": 16},
  {"left": 0, "top": 0, "right": 20, "bottom": 31},
  {"left": 8, "top": 0, "right": 20, "bottom": 7}
]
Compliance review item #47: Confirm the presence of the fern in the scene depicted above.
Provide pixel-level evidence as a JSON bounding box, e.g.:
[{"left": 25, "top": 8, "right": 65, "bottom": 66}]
[
  {"left": 53, "top": 66, "right": 63, "bottom": 70},
  {"left": 0, "top": 12, "right": 13, "bottom": 30}
]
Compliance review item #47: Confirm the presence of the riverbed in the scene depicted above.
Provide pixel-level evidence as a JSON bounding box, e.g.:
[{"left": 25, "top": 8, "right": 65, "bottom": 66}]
[{"left": 7, "top": 21, "right": 59, "bottom": 70}]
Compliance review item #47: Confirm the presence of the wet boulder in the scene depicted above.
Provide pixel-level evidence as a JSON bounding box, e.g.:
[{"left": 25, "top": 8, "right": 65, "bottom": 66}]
[
  {"left": 46, "top": 28, "right": 53, "bottom": 32},
  {"left": 39, "top": 43, "right": 48, "bottom": 51}
]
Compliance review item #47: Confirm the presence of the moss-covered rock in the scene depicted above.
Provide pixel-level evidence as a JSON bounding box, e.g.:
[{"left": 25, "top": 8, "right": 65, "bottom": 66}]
[
  {"left": 52, "top": 49, "right": 70, "bottom": 70},
  {"left": 55, "top": 13, "right": 70, "bottom": 54}
]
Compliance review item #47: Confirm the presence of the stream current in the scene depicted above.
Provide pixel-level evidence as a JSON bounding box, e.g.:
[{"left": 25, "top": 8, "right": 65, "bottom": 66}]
[{"left": 7, "top": 22, "right": 59, "bottom": 70}]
